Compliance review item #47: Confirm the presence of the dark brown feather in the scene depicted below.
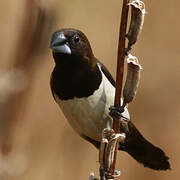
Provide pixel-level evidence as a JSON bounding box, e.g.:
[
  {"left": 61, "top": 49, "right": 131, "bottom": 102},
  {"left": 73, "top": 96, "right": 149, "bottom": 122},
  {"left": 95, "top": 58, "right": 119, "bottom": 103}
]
[
  {"left": 82, "top": 121, "right": 171, "bottom": 170},
  {"left": 97, "top": 61, "right": 116, "bottom": 87},
  {"left": 97, "top": 61, "right": 170, "bottom": 170},
  {"left": 119, "top": 121, "right": 171, "bottom": 170},
  {"left": 51, "top": 53, "right": 102, "bottom": 100},
  {"left": 50, "top": 28, "right": 170, "bottom": 171}
]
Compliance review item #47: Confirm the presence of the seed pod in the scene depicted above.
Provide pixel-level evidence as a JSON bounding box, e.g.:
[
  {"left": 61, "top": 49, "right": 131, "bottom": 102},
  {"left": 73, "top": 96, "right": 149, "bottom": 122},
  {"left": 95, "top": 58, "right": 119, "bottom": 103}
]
[
  {"left": 99, "top": 128, "right": 113, "bottom": 166},
  {"left": 123, "top": 54, "right": 142, "bottom": 107},
  {"left": 127, "top": 0, "right": 146, "bottom": 50},
  {"left": 99, "top": 137, "right": 108, "bottom": 166},
  {"left": 104, "top": 133, "right": 125, "bottom": 171}
]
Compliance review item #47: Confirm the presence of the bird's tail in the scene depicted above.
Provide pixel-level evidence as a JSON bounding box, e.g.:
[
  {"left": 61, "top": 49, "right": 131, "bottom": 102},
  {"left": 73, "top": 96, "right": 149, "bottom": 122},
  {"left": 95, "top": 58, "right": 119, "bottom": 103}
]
[{"left": 119, "top": 121, "right": 171, "bottom": 170}]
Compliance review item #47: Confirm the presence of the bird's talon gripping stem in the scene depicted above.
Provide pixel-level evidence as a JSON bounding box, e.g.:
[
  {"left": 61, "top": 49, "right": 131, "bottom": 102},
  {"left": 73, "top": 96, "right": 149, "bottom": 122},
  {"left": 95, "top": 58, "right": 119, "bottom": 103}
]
[
  {"left": 109, "top": 105, "right": 129, "bottom": 121},
  {"left": 109, "top": 105, "right": 130, "bottom": 133}
]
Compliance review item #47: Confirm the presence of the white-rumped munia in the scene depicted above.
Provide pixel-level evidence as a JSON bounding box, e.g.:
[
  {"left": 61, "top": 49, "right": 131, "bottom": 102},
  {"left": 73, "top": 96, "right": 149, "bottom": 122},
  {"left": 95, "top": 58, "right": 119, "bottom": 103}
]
[{"left": 50, "top": 28, "right": 170, "bottom": 170}]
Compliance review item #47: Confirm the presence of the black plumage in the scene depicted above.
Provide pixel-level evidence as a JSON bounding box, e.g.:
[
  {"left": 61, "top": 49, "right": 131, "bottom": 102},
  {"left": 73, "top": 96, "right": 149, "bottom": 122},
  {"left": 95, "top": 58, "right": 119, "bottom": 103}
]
[{"left": 50, "top": 28, "right": 170, "bottom": 170}]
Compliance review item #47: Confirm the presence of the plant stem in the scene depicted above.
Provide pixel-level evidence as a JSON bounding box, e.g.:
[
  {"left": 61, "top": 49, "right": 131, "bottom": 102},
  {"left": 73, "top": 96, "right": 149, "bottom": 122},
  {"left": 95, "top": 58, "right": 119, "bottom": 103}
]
[{"left": 109, "top": 0, "right": 130, "bottom": 177}]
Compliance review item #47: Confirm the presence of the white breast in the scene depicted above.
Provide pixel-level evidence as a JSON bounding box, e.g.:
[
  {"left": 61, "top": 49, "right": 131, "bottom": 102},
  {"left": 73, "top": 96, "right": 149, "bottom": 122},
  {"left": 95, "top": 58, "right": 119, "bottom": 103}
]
[{"left": 55, "top": 67, "right": 130, "bottom": 142}]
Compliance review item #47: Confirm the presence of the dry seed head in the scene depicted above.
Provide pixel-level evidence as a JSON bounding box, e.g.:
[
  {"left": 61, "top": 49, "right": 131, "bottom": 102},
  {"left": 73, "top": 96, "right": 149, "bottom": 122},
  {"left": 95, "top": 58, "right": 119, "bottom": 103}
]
[
  {"left": 104, "top": 133, "right": 125, "bottom": 171},
  {"left": 99, "top": 128, "right": 114, "bottom": 167},
  {"left": 123, "top": 54, "right": 142, "bottom": 107},
  {"left": 99, "top": 128, "right": 125, "bottom": 172},
  {"left": 127, "top": 0, "right": 146, "bottom": 49},
  {"left": 99, "top": 137, "right": 108, "bottom": 166}
]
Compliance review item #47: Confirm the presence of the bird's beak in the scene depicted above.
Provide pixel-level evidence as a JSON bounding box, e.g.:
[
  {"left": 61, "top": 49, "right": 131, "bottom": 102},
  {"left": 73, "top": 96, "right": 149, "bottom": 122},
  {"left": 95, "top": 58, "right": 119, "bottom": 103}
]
[{"left": 50, "top": 33, "right": 71, "bottom": 54}]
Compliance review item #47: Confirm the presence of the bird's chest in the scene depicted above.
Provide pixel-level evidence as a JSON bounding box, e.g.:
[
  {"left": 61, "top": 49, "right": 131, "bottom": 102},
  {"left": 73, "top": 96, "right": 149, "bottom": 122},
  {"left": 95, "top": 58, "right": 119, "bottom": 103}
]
[
  {"left": 55, "top": 80, "right": 114, "bottom": 141},
  {"left": 51, "top": 64, "right": 102, "bottom": 100}
]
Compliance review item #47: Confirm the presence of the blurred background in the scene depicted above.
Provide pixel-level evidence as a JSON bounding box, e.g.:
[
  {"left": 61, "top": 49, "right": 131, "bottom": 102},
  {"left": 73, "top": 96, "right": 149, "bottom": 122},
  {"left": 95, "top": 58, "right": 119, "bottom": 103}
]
[{"left": 0, "top": 0, "right": 179, "bottom": 179}]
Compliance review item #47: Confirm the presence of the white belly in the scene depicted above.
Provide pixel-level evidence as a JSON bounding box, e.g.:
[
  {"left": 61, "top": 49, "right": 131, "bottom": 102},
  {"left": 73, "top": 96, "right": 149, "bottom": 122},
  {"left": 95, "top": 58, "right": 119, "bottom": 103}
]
[{"left": 55, "top": 71, "right": 130, "bottom": 141}]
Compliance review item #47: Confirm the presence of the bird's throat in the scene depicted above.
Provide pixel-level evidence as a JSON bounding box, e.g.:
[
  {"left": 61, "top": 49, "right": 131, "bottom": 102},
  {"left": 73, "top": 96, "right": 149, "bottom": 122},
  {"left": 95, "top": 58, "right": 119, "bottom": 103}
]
[{"left": 51, "top": 61, "right": 102, "bottom": 100}]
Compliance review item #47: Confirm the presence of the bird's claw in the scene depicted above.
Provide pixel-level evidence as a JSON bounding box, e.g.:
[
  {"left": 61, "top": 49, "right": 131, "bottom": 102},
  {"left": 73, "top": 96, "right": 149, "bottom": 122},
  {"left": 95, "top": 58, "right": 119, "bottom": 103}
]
[
  {"left": 109, "top": 105, "right": 129, "bottom": 121},
  {"left": 109, "top": 105, "right": 130, "bottom": 133}
]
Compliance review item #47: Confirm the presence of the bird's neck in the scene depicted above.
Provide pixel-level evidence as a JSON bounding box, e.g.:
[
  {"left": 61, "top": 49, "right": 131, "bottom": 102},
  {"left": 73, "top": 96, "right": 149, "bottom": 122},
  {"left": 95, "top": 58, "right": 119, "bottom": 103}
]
[{"left": 51, "top": 58, "right": 102, "bottom": 100}]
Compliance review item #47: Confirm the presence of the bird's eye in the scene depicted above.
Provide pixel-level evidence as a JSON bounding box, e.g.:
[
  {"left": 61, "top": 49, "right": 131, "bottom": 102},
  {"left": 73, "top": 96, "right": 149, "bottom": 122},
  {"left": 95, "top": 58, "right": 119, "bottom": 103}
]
[{"left": 74, "top": 35, "right": 80, "bottom": 43}]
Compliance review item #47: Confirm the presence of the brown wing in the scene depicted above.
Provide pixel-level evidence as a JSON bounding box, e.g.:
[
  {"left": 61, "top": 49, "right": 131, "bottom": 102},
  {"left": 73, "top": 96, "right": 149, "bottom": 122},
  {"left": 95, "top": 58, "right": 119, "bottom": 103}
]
[{"left": 97, "top": 61, "right": 115, "bottom": 87}]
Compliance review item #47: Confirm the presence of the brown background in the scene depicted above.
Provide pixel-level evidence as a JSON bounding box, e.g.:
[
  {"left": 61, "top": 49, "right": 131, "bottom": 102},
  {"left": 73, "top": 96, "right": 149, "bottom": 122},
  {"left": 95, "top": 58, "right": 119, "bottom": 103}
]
[{"left": 0, "top": 0, "right": 179, "bottom": 180}]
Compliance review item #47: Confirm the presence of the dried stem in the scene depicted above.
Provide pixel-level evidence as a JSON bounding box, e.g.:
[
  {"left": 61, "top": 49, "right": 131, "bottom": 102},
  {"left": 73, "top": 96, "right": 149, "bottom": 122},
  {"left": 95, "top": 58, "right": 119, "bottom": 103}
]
[{"left": 109, "top": 0, "right": 130, "bottom": 177}]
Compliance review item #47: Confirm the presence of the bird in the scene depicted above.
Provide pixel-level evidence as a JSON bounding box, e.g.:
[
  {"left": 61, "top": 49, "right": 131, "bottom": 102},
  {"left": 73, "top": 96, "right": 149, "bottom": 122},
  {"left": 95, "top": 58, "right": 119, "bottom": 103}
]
[{"left": 50, "top": 28, "right": 170, "bottom": 171}]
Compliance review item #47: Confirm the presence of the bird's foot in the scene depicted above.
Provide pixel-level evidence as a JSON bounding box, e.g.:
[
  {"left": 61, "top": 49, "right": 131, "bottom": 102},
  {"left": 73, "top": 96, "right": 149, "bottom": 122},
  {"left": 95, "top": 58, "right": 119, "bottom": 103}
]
[
  {"left": 109, "top": 105, "right": 130, "bottom": 133},
  {"left": 109, "top": 105, "right": 129, "bottom": 121}
]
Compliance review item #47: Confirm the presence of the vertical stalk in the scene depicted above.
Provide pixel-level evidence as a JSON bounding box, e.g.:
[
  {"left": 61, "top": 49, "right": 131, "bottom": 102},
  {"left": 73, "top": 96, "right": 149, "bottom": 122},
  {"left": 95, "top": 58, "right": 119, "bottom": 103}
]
[{"left": 109, "top": 0, "right": 130, "bottom": 177}]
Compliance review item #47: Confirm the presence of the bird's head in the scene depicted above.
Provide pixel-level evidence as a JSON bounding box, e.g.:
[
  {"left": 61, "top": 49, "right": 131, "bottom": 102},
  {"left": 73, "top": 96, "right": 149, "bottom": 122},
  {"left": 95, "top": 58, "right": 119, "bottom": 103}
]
[{"left": 50, "top": 28, "right": 96, "bottom": 67}]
